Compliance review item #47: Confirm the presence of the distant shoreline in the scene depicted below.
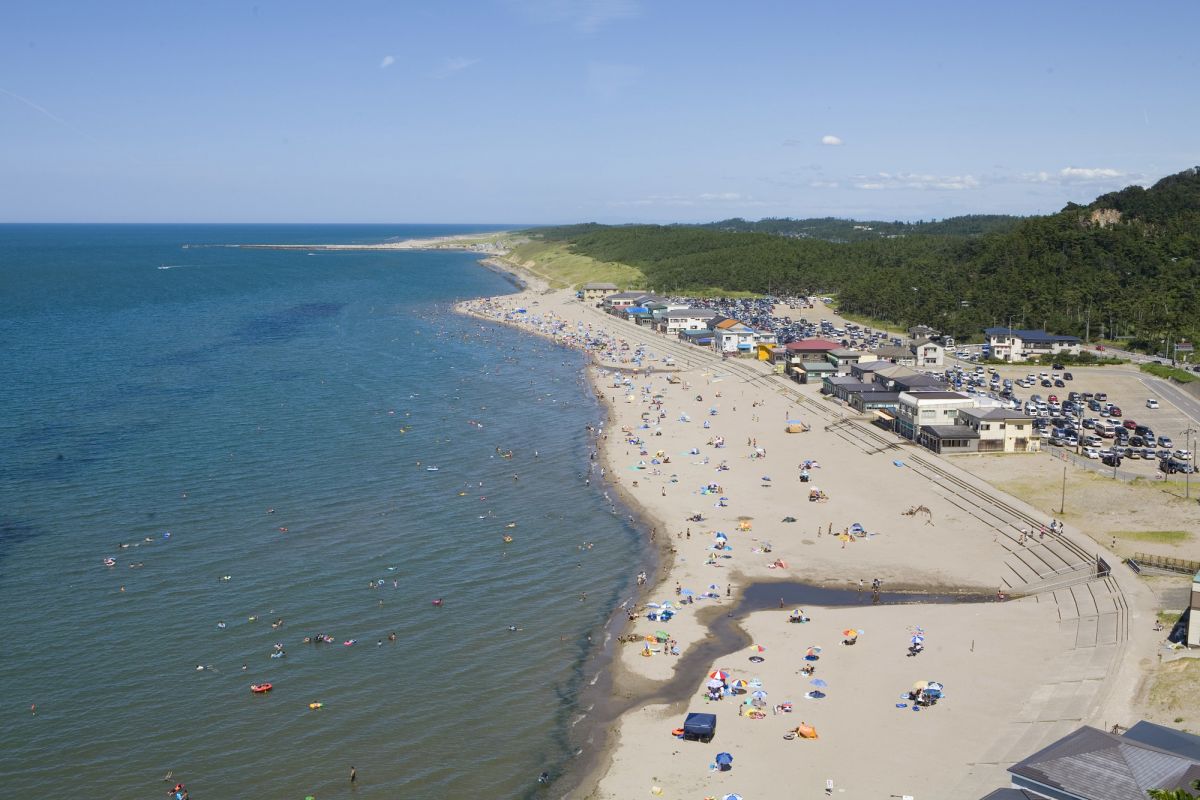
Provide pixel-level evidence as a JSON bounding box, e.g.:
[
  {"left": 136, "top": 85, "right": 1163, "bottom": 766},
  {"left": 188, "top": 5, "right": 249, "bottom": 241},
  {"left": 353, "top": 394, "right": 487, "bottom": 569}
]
[{"left": 223, "top": 231, "right": 513, "bottom": 253}]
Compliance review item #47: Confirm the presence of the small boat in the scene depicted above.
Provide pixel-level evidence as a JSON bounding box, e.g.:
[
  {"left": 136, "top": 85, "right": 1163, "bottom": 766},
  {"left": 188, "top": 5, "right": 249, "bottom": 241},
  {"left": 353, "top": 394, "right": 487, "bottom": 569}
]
[
  {"left": 426, "top": 466, "right": 439, "bottom": 472},
  {"left": 308, "top": 702, "right": 323, "bottom": 710},
  {"left": 250, "top": 683, "right": 272, "bottom": 693},
  {"left": 102, "top": 558, "right": 116, "bottom": 567}
]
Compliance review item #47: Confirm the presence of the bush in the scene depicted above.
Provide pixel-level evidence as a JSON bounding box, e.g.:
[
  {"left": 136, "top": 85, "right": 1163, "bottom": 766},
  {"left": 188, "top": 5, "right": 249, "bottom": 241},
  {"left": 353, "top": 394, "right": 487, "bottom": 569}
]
[{"left": 1140, "top": 363, "right": 1197, "bottom": 383}]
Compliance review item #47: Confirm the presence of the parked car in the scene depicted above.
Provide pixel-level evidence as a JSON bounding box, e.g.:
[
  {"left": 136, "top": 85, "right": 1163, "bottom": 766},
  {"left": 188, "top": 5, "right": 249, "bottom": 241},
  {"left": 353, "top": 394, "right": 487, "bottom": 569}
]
[
  {"left": 1083, "top": 446, "right": 1100, "bottom": 459},
  {"left": 1146, "top": 398, "right": 1159, "bottom": 409},
  {"left": 1123, "top": 419, "right": 1138, "bottom": 430},
  {"left": 1161, "top": 457, "right": 1196, "bottom": 474},
  {"left": 1158, "top": 436, "right": 1173, "bottom": 448},
  {"left": 1174, "top": 449, "right": 1193, "bottom": 460},
  {"left": 1109, "top": 406, "right": 1122, "bottom": 417},
  {"left": 1140, "top": 447, "right": 1157, "bottom": 460},
  {"left": 1054, "top": 379, "right": 1066, "bottom": 387},
  {"left": 1063, "top": 372, "right": 1073, "bottom": 381},
  {"left": 1101, "top": 453, "right": 1122, "bottom": 467},
  {"left": 1048, "top": 394, "right": 1058, "bottom": 404},
  {"left": 1095, "top": 392, "right": 1108, "bottom": 402}
]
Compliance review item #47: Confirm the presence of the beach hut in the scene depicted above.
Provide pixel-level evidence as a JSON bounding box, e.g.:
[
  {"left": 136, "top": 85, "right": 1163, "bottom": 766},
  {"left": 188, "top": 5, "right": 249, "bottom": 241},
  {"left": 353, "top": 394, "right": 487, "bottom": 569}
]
[{"left": 682, "top": 711, "right": 717, "bottom": 742}]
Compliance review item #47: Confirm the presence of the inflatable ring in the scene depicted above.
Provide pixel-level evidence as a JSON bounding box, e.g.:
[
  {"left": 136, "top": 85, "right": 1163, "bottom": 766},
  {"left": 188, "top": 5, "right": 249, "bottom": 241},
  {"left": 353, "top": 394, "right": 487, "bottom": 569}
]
[
  {"left": 749, "top": 655, "right": 765, "bottom": 663},
  {"left": 783, "top": 732, "right": 796, "bottom": 740},
  {"left": 671, "top": 728, "right": 685, "bottom": 737}
]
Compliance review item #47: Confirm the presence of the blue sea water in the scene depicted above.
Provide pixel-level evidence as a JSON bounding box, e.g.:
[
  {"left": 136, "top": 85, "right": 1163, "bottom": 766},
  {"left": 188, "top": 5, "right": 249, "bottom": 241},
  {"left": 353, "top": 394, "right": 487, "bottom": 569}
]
[{"left": 0, "top": 225, "right": 643, "bottom": 799}]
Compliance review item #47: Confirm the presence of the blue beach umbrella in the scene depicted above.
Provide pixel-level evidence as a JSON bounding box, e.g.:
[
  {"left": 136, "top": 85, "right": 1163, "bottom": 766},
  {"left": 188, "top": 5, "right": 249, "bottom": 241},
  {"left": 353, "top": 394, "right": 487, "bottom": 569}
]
[
  {"left": 715, "top": 752, "right": 733, "bottom": 765},
  {"left": 750, "top": 690, "right": 768, "bottom": 699},
  {"left": 809, "top": 678, "right": 828, "bottom": 688},
  {"left": 680, "top": 588, "right": 694, "bottom": 596}
]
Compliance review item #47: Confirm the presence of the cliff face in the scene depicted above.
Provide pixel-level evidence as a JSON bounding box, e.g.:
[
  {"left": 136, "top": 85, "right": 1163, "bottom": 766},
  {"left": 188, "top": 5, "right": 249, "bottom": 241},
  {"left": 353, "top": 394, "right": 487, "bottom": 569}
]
[{"left": 1088, "top": 207, "right": 1123, "bottom": 227}]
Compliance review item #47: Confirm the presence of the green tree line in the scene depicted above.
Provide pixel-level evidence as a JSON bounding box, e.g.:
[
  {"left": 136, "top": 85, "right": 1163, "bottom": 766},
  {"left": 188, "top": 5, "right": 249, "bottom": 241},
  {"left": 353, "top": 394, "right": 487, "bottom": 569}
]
[{"left": 529, "top": 167, "right": 1200, "bottom": 348}]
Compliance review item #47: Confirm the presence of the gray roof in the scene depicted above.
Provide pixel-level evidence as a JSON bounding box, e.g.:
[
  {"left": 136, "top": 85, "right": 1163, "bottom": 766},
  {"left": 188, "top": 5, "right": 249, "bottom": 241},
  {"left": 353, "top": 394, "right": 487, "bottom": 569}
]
[
  {"left": 893, "top": 374, "right": 946, "bottom": 389},
  {"left": 853, "top": 360, "right": 892, "bottom": 372},
  {"left": 828, "top": 348, "right": 862, "bottom": 358},
  {"left": 961, "top": 407, "right": 1034, "bottom": 422},
  {"left": 912, "top": 337, "right": 941, "bottom": 348},
  {"left": 923, "top": 425, "right": 980, "bottom": 439},
  {"left": 903, "top": 390, "right": 970, "bottom": 400},
  {"left": 977, "top": 790, "right": 1039, "bottom": 800},
  {"left": 801, "top": 361, "right": 836, "bottom": 370},
  {"left": 1009, "top": 725, "right": 1200, "bottom": 800},
  {"left": 874, "top": 345, "right": 913, "bottom": 359},
  {"left": 855, "top": 391, "right": 901, "bottom": 403},
  {"left": 1123, "top": 722, "right": 1200, "bottom": 762}
]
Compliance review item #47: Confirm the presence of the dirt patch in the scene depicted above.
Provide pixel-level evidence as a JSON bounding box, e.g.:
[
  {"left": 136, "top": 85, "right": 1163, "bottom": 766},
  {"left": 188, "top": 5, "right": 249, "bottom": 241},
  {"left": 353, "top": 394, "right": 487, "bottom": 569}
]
[{"left": 1146, "top": 658, "right": 1200, "bottom": 726}]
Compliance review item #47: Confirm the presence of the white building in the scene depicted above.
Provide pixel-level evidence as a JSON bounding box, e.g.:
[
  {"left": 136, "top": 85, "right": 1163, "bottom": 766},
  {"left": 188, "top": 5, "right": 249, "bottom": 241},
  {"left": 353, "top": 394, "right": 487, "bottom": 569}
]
[
  {"left": 895, "top": 390, "right": 975, "bottom": 441},
  {"left": 984, "top": 328, "right": 1082, "bottom": 363}
]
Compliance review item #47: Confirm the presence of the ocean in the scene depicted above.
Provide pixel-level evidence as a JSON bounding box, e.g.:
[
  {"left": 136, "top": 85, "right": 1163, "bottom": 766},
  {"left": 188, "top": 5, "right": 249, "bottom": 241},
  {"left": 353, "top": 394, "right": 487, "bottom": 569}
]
[{"left": 0, "top": 224, "right": 644, "bottom": 799}]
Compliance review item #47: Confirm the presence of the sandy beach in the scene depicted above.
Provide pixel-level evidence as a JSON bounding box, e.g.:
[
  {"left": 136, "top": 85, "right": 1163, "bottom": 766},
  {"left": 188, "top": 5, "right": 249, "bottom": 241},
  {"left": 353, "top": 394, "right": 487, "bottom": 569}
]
[{"left": 452, "top": 267, "right": 1172, "bottom": 799}]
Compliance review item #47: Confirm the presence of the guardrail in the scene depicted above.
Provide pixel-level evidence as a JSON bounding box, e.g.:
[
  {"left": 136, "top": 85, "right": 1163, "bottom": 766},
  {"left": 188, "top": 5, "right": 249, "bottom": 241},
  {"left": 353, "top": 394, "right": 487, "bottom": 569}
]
[{"left": 1130, "top": 553, "right": 1200, "bottom": 575}]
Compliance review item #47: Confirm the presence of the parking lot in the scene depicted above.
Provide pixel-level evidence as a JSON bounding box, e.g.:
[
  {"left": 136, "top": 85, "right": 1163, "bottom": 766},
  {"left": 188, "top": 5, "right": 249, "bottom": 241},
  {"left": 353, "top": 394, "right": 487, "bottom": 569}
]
[{"left": 944, "top": 360, "right": 1198, "bottom": 479}]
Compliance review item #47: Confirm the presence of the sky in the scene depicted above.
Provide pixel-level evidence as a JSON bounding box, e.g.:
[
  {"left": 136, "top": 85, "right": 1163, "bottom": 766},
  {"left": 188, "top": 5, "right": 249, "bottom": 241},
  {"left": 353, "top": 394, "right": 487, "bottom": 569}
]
[{"left": 2, "top": 1, "right": 1199, "bottom": 224}]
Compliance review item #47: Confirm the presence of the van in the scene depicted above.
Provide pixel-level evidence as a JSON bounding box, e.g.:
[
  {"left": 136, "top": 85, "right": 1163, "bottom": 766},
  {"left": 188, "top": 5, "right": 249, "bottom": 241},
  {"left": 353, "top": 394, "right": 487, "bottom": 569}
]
[{"left": 1095, "top": 392, "right": 1108, "bottom": 402}]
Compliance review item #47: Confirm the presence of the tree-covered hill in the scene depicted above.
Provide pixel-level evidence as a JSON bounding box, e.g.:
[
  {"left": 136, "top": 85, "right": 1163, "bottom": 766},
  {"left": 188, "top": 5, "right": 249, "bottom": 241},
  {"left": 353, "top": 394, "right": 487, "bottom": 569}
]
[
  {"left": 695, "top": 214, "right": 1022, "bottom": 241},
  {"left": 526, "top": 167, "right": 1200, "bottom": 350}
]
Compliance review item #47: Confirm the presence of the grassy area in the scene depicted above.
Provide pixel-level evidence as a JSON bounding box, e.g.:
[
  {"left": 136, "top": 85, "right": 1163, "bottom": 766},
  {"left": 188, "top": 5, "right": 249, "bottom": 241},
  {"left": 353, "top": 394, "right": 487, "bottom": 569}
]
[
  {"left": 1110, "top": 530, "right": 1192, "bottom": 545},
  {"left": 1148, "top": 658, "right": 1200, "bottom": 719},
  {"left": 1158, "top": 610, "right": 1185, "bottom": 626},
  {"left": 505, "top": 240, "right": 646, "bottom": 291},
  {"left": 1141, "top": 363, "right": 1197, "bottom": 383},
  {"left": 824, "top": 304, "right": 906, "bottom": 336}
]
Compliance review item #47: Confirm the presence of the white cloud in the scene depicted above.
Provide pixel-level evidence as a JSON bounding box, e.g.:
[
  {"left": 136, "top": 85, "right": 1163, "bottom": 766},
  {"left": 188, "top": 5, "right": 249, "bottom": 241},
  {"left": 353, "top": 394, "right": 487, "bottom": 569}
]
[
  {"left": 820, "top": 134, "right": 843, "bottom": 146},
  {"left": 1018, "top": 167, "right": 1139, "bottom": 186},
  {"left": 852, "top": 172, "right": 980, "bottom": 191},
  {"left": 435, "top": 57, "right": 480, "bottom": 78},
  {"left": 379, "top": 55, "right": 395, "bottom": 69},
  {"left": 809, "top": 181, "right": 840, "bottom": 189}
]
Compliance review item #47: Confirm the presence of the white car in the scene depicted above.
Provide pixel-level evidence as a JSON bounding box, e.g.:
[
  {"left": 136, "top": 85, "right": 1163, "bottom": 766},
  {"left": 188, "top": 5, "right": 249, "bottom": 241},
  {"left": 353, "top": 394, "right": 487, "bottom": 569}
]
[
  {"left": 1082, "top": 446, "right": 1100, "bottom": 459},
  {"left": 1146, "top": 398, "right": 1159, "bottom": 409},
  {"left": 1174, "top": 450, "right": 1193, "bottom": 460}
]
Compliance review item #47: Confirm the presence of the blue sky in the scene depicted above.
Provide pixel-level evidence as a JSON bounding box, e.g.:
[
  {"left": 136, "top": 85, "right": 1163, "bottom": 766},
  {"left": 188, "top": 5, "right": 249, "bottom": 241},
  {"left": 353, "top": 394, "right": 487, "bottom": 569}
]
[{"left": 2, "top": 1, "right": 1198, "bottom": 223}]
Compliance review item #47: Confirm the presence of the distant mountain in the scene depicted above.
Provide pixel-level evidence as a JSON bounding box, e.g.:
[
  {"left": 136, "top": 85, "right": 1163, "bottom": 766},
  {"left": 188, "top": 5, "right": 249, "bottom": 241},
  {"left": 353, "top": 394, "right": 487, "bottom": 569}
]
[
  {"left": 694, "top": 215, "right": 1022, "bottom": 242},
  {"left": 526, "top": 167, "right": 1200, "bottom": 350}
]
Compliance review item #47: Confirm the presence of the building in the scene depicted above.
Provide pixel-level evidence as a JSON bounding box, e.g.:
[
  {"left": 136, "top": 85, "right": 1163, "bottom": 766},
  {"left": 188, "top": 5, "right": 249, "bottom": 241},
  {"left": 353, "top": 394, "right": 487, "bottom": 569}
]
[
  {"left": 602, "top": 291, "right": 648, "bottom": 312},
  {"left": 873, "top": 344, "right": 917, "bottom": 366},
  {"left": 978, "top": 721, "right": 1200, "bottom": 799},
  {"left": 896, "top": 390, "right": 975, "bottom": 441},
  {"left": 919, "top": 424, "right": 980, "bottom": 453},
  {"left": 909, "top": 324, "right": 940, "bottom": 340},
  {"left": 848, "top": 390, "right": 901, "bottom": 416},
  {"left": 1191, "top": 569, "right": 1200, "bottom": 647},
  {"left": 712, "top": 319, "right": 757, "bottom": 354},
  {"left": 661, "top": 308, "right": 720, "bottom": 335},
  {"left": 958, "top": 408, "right": 1039, "bottom": 453},
  {"left": 821, "top": 375, "right": 881, "bottom": 401},
  {"left": 793, "top": 360, "right": 837, "bottom": 384},
  {"left": 911, "top": 338, "right": 945, "bottom": 367},
  {"left": 889, "top": 373, "right": 948, "bottom": 393},
  {"left": 984, "top": 327, "right": 1083, "bottom": 363},
  {"left": 579, "top": 282, "right": 619, "bottom": 303},
  {"left": 826, "top": 348, "right": 865, "bottom": 374}
]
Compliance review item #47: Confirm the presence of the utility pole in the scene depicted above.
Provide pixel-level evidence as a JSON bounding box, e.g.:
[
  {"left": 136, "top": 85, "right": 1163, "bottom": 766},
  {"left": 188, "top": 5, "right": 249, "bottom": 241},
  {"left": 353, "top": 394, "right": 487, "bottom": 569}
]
[
  {"left": 1059, "top": 464, "right": 1067, "bottom": 514},
  {"left": 1185, "top": 428, "right": 1196, "bottom": 500}
]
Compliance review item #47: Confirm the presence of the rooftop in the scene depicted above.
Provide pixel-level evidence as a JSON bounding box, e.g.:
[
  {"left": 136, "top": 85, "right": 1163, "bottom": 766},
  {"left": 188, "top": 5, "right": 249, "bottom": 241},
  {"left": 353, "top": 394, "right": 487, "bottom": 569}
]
[
  {"left": 984, "top": 327, "right": 1082, "bottom": 344},
  {"left": 961, "top": 407, "right": 1033, "bottom": 421},
  {"left": 922, "top": 424, "right": 981, "bottom": 439},
  {"left": 786, "top": 338, "right": 842, "bottom": 351},
  {"left": 1009, "top": 724, "right": 1200, "bottom": 800}
]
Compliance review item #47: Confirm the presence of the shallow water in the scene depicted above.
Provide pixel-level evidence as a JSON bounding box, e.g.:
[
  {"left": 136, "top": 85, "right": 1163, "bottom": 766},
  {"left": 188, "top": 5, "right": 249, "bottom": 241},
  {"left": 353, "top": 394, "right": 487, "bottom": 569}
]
[{"left": 0, "top": 224, "right": 644, "bottom": 799}]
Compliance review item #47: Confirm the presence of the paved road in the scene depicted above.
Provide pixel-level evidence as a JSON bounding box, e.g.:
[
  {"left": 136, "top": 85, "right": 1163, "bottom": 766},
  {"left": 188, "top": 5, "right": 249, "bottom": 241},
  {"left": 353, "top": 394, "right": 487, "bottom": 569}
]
[{"left": 1138, "top": 374, "right": 1200, "bottom": 434}]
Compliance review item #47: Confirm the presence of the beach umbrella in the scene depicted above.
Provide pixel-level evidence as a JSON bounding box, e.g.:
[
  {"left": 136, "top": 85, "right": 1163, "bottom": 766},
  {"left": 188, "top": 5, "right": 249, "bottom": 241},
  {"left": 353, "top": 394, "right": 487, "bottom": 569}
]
[
  {"left": 714, "top": 532, "right": 728, "bottom": 541},
  {"left": 927, "top": 681, "right": 944, "bottom": 692},
  {"left": 707, "top": 678, "right": 724, "bottom": 690},
  {"left": 842, "top": 629, "right": 858, "bottom": 637},
  {"left": 709, "top": 584, "right": 720, "bottom": 590},
  {"left": 730, "top": 679, "right": 749, "bottom": 689},
  {"left": 715, "top": 752, "right": 733, "bottom": 766},
  {"left": 910, "top": 635, "right": 924, "bottom": 645},
  {"left": 912, "top": 681, "right": 929, "bottom": 691},
  {"left": 749, "top": 644, "right": 765, "bottom": 653},
  {"left": 709, "top": 669, "right": 730, "bottom": 682},
  {"left": 655, "top": 630, "right": 669, "bottom": 640},
  {"left": 750, "top": 690, "right": 768, "bottom": 700},
  {"left": 722, "top": 794, "right": 743, "bottom": 800},
  {"left": 680, "top": 588, "right": 694, "bottom": 596},
  {"left": 807, "top": 646, "right": 823, "bottom": 655},
  {"left": 809, "top": 678, "right": 828, "bottom": 688},
  {"left": 646, "top": 602, "right": 661, "bottom": 609}
]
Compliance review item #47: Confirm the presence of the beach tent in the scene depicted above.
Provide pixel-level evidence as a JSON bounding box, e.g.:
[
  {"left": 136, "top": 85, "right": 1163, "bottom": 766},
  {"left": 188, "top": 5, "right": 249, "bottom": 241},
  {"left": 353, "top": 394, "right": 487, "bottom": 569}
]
[
  {"left": 785, "top": 424, "right": 807, "bottom": 433},
  {"left": 682, "top": 711, "right": 717, "bottom": 742},
  {"left": 715, "top": 752, "right": 733, "bottom": 771}
]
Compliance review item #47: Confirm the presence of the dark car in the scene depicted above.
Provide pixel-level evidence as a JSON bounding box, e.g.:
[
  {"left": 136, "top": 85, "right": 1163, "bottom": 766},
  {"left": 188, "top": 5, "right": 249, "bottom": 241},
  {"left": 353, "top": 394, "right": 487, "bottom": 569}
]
[
  {"left": 1123, "top": 447, "right": 1139, "bottom": 459},
  {"left": 1109, "top": 406, "right": 1122, "bottom": 417},
  {"left": 1054, "top": 379, "right": 1065, "bottom": 387},
  {"left": 1101, "top": 453, "right": 1122, "bottom": 467},
  {"left": 1063, "top": 372, "right": 1073, "bottom": 380},
  {"left": 1052, "top": 363, "right": 1065, "bottom": 370},
  {"left": 1129, "top": 435, "right": 1146, "bottom": 448}
]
